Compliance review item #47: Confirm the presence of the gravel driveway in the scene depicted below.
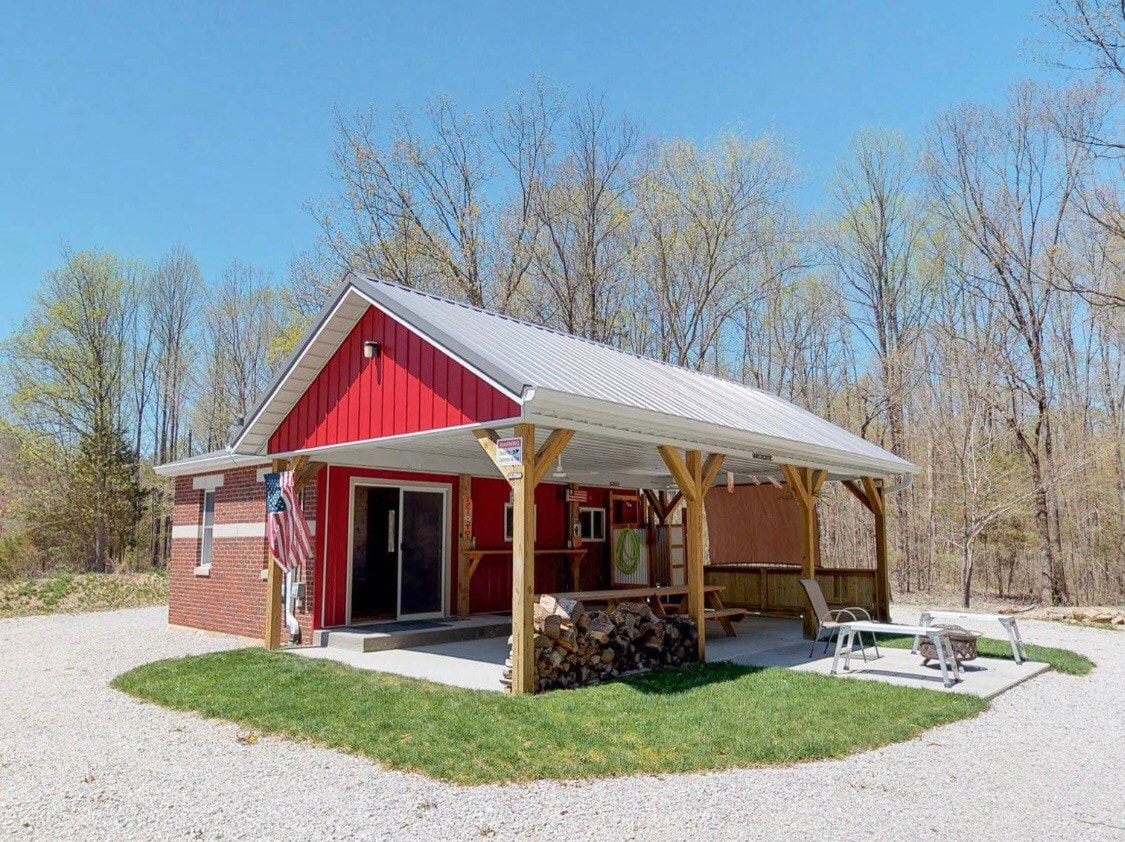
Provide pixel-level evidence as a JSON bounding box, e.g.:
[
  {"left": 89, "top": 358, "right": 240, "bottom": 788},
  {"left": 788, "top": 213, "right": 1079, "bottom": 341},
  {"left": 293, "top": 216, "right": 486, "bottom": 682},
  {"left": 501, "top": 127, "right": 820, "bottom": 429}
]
[{"left": 2, "top": 606, "right": 1123, "bottom": 840}]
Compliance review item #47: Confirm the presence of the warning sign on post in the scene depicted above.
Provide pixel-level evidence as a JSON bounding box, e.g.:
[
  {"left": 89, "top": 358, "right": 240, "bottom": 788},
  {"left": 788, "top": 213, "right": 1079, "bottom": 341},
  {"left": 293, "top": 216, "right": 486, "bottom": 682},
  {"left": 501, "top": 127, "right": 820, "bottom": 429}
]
[{"left": 495, "top": 437, "right": 523, "bottom": 467}]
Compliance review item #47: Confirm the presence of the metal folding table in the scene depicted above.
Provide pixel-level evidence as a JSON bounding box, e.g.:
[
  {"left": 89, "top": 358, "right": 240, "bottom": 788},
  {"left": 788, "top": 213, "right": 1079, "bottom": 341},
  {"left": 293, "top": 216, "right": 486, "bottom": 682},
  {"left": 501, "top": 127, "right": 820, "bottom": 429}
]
[{"left": 832, "top": 621, "right": 961, "bottom": 688}]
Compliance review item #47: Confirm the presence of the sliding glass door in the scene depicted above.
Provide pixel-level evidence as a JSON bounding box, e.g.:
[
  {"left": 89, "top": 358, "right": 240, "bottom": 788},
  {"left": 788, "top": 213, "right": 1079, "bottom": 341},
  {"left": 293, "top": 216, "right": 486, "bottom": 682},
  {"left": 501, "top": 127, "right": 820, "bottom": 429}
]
[{"left": 397, "top": 488, "right": 447, "bottom": 619}]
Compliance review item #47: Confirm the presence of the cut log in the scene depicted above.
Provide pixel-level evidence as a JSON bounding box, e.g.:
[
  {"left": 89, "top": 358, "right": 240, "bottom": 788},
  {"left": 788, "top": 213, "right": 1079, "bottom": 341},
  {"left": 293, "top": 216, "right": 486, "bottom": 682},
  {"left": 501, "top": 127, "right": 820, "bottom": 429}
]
[{"left": 542, "top": 613, "right": 564, "bottom": 640}]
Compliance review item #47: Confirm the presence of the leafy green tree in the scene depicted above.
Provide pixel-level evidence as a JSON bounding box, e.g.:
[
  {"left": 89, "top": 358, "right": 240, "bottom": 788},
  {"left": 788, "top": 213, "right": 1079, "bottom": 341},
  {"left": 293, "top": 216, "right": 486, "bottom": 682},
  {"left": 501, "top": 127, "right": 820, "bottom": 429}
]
[{"left": 3, "top": 249, "right": 144, "bottom": 571}]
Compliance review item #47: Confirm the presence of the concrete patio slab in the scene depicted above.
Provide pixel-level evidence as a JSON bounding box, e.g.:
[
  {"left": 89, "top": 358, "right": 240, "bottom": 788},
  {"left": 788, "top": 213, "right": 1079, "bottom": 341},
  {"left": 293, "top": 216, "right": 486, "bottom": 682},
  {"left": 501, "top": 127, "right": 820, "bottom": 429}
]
[
  {"left": 287, "top": 613, "right": 1052, "bottom": 697},
  {"left": 291, "top": 635, "right": 509, "bottom": 691},
  {"left": 789, "top": 647, "right": 1050, "bottom": 698}
]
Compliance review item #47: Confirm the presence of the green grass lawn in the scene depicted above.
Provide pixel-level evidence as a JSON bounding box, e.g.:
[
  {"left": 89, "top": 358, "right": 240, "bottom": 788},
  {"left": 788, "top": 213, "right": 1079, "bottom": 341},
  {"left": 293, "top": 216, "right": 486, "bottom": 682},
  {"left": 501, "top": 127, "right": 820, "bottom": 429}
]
[
  {"left": 878, "top": 634, "right": 1094, "bottom": 676},
  {"left": 114, "top": 648, "right": 988, "bottom": 784},
  {"left": 0, "top": 571, "right": 168, "bottom": 619}
]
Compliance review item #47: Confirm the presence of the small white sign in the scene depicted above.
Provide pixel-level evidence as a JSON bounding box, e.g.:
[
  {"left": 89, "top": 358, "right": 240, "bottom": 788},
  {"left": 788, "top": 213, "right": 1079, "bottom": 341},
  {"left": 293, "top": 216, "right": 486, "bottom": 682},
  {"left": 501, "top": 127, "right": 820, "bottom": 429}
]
[{"left": 496, "top": 436, "right": 523, "bottom": 467}]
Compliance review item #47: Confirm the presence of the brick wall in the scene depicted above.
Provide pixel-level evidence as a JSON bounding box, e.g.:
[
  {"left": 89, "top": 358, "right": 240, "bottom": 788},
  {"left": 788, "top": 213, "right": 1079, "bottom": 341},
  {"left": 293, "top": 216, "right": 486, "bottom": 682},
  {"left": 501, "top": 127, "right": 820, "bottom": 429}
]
[{"left": 169, "top": 465, "right": 319, "bottom": 640}]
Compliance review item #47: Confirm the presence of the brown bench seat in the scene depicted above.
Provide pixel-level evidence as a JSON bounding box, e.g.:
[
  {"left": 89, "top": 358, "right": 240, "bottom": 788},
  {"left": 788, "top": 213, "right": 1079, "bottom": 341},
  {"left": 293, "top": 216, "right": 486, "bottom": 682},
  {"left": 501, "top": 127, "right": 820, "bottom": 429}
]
[{"left": 705, "top": 606, "right": 747, "bottom": 636}]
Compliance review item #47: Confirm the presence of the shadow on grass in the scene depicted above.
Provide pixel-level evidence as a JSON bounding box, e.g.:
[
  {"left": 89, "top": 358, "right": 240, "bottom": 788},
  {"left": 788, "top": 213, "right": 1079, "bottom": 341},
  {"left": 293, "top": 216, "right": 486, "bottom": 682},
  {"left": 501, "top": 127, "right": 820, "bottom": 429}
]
[{"left": 618, "top": 660, "right": 767, "bottom": 695}]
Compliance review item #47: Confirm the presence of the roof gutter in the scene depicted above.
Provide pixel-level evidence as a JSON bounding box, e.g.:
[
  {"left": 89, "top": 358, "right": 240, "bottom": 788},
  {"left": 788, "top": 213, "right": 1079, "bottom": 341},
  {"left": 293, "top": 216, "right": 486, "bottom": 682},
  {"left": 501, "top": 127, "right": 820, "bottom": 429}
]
[{"left": 153, "top": 449, "right": 269, "bottom": 477}]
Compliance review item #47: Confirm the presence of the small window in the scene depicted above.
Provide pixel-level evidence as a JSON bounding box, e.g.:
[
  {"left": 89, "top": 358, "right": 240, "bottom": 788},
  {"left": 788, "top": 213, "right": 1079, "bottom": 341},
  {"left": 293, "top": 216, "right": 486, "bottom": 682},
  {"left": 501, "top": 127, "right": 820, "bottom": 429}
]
[
  {"left": 578, "top": 507, "right": 606, "bottom": 542},
  {"left": 503, "top": 503, "right": 537, "bottom": 542},
  {"left": 199, "top": 489, "right": 216, "bottom": 567}
]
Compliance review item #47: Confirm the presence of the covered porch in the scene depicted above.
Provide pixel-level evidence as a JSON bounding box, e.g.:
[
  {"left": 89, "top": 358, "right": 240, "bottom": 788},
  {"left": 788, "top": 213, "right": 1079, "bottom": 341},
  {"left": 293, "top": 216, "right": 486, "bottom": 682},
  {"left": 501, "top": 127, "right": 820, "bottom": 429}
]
[{"left": 265, "top": 415, "right": 902, "bottom": 693}]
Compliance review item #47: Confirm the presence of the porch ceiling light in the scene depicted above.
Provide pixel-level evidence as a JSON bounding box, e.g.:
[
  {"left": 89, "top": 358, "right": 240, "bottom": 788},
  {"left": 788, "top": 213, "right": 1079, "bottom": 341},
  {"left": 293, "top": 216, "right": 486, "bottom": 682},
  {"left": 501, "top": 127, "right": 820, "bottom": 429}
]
[
  {"left": 552, "top": 455, "right": 567, "bottom": 479},
  {"left": 363, "top": 341, "right": 381, "bottom": 359}
]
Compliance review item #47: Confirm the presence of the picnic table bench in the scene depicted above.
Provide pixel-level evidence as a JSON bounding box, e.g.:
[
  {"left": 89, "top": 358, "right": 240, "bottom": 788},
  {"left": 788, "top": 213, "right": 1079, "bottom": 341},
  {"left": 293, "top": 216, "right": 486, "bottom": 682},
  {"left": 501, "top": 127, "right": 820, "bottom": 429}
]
[{"left": 546, "top": 584, "right": 748, "bottom": 636}]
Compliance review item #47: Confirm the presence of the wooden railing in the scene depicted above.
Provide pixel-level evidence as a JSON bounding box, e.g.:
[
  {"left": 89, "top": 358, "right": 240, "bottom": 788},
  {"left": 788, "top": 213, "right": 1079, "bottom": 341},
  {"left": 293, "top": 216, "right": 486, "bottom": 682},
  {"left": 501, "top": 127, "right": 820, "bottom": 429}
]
[{"left": 704, "top": 563, "right": 877, "bottom": 618}]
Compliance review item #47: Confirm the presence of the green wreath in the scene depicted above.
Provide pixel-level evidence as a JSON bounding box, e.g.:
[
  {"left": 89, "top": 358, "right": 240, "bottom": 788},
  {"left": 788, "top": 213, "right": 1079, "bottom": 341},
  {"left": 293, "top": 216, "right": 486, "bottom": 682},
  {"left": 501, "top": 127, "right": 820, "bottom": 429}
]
[{"left": 613, "top": 528, "right": 642, "bottom": 575}]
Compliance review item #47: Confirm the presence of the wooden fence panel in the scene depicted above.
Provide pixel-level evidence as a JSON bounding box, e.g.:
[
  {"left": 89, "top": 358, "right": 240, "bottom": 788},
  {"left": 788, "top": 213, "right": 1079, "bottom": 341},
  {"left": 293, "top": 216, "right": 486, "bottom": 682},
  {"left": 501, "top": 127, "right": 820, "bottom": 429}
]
[{"left": 704, "top": 564, "right": 877, "bottom": 618}]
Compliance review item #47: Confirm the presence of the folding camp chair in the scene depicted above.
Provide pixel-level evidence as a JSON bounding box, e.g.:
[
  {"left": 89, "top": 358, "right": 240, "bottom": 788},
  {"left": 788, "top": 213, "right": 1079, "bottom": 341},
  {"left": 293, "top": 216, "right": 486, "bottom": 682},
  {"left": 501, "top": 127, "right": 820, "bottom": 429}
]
[{"left": 798, "top": 578, "right": 879, "bottom": 660}]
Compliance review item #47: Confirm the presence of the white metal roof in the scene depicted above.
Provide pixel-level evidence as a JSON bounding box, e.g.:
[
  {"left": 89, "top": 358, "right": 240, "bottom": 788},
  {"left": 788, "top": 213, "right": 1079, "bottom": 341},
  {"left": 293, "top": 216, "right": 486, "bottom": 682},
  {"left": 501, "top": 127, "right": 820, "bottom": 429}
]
[
  {"left": 353, "top": 277, "right": 916, "bottom": 477},
  {"left": 153, "top": 449, "right": 267, "bottom": 477},
  {"left": 168, "top": 274, "right": 917, "bottom": 482}
]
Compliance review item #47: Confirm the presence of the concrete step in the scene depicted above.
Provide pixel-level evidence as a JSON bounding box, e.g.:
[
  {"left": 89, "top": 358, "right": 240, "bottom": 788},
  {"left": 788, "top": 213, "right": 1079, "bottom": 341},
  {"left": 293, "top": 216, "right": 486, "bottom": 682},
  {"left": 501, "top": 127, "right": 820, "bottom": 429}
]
[{"left": 312, "top": 615, "right": 511, "bottom": 653}]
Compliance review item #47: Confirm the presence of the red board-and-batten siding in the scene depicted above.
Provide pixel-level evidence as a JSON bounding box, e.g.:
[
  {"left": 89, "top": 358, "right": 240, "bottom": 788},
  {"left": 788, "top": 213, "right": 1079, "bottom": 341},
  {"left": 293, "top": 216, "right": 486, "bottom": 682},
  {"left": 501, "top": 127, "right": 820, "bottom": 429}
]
[{"left": 268, "top": 304, "right": 520, "bottom": 454}]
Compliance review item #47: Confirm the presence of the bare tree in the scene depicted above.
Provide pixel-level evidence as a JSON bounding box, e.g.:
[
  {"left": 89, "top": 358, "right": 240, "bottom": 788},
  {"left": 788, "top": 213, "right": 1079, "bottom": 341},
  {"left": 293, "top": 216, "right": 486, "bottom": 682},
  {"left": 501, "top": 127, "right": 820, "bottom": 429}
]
[
  {"left": 925, "top": 83, "right": 1082, "bottom": 604},
  {"left": 317, "top": 84, "right": 562, "bottom": 310},
  {"left": 634, "top": 132, "right": 799, "bottom": 369},
  {"left": 194, "top": 261, "right": 283, "bottom": 450},
  {"left": 828, "top": 127, "right": 935, "bottom": 590},
  {"left": 523, "top": 96, "right": 639, "bottom": 341}
]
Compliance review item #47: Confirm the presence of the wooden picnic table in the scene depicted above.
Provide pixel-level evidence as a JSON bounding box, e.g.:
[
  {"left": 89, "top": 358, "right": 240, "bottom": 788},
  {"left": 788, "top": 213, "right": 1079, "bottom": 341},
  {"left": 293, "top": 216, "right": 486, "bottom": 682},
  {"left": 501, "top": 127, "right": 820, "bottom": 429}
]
[{"left": 543, "top": 584, "right": 748, "bottom": 637}]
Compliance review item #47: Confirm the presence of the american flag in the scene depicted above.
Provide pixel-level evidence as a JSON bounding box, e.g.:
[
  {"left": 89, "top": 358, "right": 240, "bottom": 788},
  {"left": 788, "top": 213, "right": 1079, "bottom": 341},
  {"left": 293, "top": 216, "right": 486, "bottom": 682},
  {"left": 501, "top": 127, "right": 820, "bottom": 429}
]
[{"left": 265, "top": 471, "right": 313, "bottom": 573}]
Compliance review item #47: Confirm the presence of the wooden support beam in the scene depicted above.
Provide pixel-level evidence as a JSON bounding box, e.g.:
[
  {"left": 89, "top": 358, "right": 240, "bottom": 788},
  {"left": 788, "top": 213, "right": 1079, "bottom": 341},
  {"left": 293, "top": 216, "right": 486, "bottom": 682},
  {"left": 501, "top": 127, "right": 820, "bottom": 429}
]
[
  {"left": 473, "top": 428, "right": 501, "bottom": 466},
  {"left": 841, "top": 479, "right": 875, "bottom": 513},
  {"left": 658, "top": 445, "right": 699, "bottom": 503},
  {"left": 510, "top": 423, "right": 537, "bottom": 694},
  {"left": 472, "top": 424, "right": 557, "bottom": 693},
  {"left": 456, "top": 474, "right": 473, "bottom": 616},
  {"left": 701, "top": 452, "right": 726, "bottom": 492},
  {"left": 779, "top": 463, "right": 810, "bottom": 510},
  {"left": 861, "top": 475, "right": 886, "bottom": 515},
  {"left": 643, "top": 489, "right": 680, "bottom": 524},
  {"left": 658, "top": 446, "right": 723, "bottom": 663},
  {"left": 781, "top": 463, "right": 823, "bottom": 638},
  {"left": 684, "top": 450, "right": 705, "bottom": 661},
  {"left": 862, "top": 476, "right": 891, "bottom": 621},
  {"left": 287, "top": 454, "right": 309, "bottom": 483},
  {"left": 293, "top": 459, "right": 325, "bottom": 491},
  {"left": 532, "top": 429, "right": 574, "bottom": 486}
]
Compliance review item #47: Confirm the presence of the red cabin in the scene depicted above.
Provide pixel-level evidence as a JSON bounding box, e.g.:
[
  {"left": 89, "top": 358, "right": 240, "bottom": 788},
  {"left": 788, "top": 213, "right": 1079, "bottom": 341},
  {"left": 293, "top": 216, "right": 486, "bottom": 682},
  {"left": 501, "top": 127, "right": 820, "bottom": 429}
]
[{"left": 157, "top": 275, "right": 915, "bottom": 693}]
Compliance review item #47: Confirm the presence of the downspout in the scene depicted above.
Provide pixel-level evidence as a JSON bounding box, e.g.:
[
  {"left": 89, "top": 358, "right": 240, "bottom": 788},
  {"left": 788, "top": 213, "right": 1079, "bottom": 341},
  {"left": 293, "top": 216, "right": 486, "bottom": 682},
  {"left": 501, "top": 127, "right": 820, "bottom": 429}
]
[
  {"left": 884, "top": 473, "right": 914, "bottom": 496},
  {"left": 284, "top": 569, "right": 301, "bottom": 645}
]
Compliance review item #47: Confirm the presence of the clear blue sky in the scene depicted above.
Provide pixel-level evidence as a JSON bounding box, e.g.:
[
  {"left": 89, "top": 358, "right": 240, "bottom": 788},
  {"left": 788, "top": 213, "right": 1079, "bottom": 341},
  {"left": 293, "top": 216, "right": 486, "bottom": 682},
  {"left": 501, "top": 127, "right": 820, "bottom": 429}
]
[{"left": 0, "top": 2, "right": 1056, "bottom": 338}]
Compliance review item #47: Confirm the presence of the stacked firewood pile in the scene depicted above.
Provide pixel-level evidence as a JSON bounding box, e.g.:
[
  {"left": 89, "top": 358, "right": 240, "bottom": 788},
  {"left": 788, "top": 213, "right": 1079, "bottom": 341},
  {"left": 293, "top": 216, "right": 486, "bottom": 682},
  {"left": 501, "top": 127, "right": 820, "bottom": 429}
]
[{"left": 501, "top": 594, "right": 698, "bottom": 692}]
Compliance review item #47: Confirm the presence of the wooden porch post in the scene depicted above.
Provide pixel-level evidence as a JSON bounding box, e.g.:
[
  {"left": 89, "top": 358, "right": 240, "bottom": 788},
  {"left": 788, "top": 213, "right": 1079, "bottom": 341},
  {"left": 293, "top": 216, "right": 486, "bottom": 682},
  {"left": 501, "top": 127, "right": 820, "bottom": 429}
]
[
  {"left": 658, "top": 446, "right": 724, "bottom": 662},
  {"left": 843, "top": 476, "right": 891, "bottom": 622},
  {"left": 864, "top": 476, "right": 891, "bottom": 622},
  {"left": 510, "top": 423, "right": 537, "bottom": 695},
  {"left": 780, "top": 464, "right": 826, "bottom": 638},
  {"left": 475, "top": 425, "right": 574, "bottom": 694},
  {"left": 456, "top": 474, "right": 473, "bottom": 616}
]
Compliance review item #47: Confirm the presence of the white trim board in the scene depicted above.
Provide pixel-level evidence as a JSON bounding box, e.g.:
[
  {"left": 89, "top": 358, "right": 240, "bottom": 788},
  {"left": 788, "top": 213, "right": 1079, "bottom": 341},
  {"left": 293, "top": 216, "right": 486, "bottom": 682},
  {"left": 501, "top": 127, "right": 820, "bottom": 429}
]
[{"left": 171, "top": 520, "right": 316, "bottom": 540}]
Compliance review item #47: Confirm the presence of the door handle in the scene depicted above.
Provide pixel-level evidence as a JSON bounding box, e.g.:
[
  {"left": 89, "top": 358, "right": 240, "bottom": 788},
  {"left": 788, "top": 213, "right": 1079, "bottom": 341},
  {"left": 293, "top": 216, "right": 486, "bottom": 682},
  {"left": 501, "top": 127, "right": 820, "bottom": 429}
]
[{"left": 387, "top": 510, "right": 396, "bottom": 553}]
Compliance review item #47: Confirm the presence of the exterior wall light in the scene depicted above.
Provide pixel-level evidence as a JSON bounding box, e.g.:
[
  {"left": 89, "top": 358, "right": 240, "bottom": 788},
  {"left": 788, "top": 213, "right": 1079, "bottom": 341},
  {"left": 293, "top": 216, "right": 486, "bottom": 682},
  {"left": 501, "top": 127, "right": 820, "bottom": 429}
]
[{"left": 363, "top": 341, "right": 381, "bottom": 359}]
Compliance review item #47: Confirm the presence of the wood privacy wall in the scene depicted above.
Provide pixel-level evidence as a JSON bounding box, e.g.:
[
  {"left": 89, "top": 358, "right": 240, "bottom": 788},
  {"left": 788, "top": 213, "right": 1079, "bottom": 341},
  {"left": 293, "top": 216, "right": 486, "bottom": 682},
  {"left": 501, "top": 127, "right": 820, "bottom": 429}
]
[
  {"left": 705, "top": 565, "right": 877, "bottom": 618},
  {"left": 704, "top": 484, "right": 801, "bottom": 565},
  {"left": 703, "top": 483, "right": 877, "bottom": 617}
]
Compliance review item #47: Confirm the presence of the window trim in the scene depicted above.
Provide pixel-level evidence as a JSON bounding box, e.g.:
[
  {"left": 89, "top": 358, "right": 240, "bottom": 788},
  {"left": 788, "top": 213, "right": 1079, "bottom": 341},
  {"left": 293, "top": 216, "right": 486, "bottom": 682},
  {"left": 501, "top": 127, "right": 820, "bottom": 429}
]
[
  {"left": 503, "top": 502, "right": 538, "bottom": 542},
  {"left": 199, "top": 488, "right": 216, "bottom": 569},
  {"left": 578, "top": 506, "right": 607, "bottom": 542}
]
